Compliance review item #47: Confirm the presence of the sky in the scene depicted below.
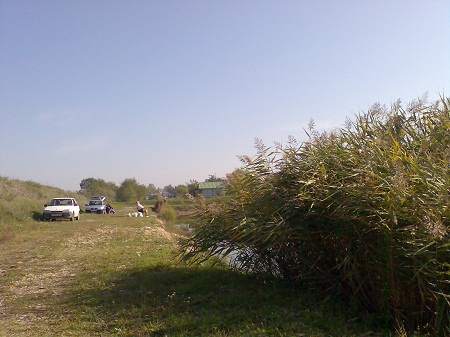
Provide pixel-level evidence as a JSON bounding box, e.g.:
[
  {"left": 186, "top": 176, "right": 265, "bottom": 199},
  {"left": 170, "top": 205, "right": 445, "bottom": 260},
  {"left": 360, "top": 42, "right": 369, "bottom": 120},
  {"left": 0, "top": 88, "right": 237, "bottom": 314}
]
[{"left": 0, "top": 0, "right": 449, "bottom": 191}]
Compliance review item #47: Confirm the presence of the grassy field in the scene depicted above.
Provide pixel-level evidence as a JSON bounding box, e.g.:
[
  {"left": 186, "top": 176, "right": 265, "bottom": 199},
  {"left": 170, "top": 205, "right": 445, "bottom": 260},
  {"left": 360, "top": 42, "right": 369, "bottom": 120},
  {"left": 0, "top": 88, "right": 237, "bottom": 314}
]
[{"left": 0, "top": 201, "right": 383, "bottom": 336}]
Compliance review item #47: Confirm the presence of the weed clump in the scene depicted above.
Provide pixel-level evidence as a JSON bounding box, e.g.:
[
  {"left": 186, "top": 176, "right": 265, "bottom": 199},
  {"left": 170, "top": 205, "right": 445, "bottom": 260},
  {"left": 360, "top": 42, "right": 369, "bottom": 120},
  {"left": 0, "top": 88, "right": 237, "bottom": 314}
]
[{"left": 159, "top": 204, "right": 177, "bottom": 224}]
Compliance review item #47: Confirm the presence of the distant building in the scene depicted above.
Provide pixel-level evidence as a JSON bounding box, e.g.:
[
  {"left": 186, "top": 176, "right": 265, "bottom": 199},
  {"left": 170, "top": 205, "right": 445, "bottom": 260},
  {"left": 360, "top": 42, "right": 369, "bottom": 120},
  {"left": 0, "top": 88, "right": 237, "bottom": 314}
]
[{"left": 197, "top": 181, "right": 226, "bottom": 198}]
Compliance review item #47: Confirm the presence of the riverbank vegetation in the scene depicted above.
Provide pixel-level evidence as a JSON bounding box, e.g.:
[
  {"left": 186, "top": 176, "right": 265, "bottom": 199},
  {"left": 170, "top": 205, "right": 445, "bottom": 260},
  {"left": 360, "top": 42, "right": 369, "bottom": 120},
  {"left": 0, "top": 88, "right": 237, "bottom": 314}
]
[
  {"left": 2, "top": 195, "right": 372, "bottom": 336},
  {"left": 180, "top": 96, "right": 450, "bottom": 336}
]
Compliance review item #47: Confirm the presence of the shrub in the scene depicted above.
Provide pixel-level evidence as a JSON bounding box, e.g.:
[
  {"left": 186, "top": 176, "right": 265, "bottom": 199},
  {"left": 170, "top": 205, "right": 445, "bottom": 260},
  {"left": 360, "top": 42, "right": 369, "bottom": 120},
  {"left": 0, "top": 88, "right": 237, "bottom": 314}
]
[
  {"left": 159, "top": 205, "right": 177, "bottom": 224},
  {"left": 180, "top": 95, "right": 450, "bottom": 335}
]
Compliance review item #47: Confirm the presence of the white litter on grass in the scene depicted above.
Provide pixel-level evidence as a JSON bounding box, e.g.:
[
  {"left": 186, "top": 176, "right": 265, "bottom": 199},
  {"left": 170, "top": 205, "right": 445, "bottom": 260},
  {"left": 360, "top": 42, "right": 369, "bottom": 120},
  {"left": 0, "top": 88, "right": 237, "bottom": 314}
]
[{"left": 125, "top": 212, "right": 143, "bottom": 218}]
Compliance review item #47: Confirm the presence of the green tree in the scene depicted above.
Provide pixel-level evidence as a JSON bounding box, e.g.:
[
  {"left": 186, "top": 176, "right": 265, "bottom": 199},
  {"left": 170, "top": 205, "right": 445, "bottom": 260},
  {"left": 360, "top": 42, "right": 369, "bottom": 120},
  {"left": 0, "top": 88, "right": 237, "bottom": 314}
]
[
  {"left": 163, "top": 185, "right": 175, "bottom": 198},
  {"left": 146, "top": 183, "right": 158, "bottom": 199},
  {"left": 79, "top": 177, "right": 118, "bottom": 201},
  {"left": 205, "top": 174, "right": 224, "bottom": 182},
  {"left": 116, "top": 178, "right": 147, "bottom": 202},
  {"left": 187, "top": 179, "right": 199, "bottom": 196},
  {"left": 174, "top": 184, "right": 188, "bottom": 198}
]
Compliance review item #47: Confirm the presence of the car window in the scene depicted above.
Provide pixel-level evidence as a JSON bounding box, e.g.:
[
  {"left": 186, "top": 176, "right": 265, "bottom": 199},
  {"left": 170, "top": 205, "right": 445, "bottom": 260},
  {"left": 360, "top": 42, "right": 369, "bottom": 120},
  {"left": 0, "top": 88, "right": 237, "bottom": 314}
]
[{"left": 49, "top": 199, "right": 75, "bottom": 206}]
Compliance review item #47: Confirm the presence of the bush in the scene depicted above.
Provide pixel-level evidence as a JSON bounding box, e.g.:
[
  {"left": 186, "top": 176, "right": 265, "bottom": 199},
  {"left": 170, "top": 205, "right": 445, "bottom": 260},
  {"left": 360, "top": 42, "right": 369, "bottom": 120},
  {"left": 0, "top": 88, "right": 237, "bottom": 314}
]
[
  {"left": 180, "top": 95, "right": 450, "bottom": 335},
  {"left": 159, "top": 205, "right": 177, "bottom": 224}
]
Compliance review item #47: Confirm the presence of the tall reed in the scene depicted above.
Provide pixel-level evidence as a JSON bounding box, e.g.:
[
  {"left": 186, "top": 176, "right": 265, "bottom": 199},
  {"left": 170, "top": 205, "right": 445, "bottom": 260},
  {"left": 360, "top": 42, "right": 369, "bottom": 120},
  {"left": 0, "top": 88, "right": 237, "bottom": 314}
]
[{"left": 180, "top": 95, "right": 449, "bottom": 335}]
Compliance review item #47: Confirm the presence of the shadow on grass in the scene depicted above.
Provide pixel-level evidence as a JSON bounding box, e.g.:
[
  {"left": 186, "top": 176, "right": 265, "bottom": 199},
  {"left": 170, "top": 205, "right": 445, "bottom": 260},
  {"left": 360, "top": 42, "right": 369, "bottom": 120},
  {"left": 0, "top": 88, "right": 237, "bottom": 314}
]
[
  {"left": 69, "top": 264, "right": 363, "bottom": 336},
  {"left": 32, "top": 211, "right": 44, "bottom": 221}
]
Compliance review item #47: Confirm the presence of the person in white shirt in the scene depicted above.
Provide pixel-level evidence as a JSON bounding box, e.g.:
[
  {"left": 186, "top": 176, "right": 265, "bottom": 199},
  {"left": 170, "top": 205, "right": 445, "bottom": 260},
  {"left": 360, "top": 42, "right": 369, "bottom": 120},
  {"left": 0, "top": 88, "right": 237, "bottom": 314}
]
[{"left": 136, "top": 200, "right": 148, "bottom": 216}]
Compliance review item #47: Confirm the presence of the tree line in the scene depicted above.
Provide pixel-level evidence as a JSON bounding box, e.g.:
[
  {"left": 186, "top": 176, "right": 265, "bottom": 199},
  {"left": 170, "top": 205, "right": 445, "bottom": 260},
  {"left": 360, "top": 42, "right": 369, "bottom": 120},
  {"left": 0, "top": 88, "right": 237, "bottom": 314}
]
[{"left": 78, "top": 175, "right": 225, "bottom": 202}]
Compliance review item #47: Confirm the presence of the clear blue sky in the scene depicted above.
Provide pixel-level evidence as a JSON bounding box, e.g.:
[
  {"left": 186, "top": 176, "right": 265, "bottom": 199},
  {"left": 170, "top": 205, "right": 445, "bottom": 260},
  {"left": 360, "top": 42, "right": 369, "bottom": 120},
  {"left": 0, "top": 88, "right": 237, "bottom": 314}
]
[{"left": 1, "top": 0, "right": 448, "bottom": 191}]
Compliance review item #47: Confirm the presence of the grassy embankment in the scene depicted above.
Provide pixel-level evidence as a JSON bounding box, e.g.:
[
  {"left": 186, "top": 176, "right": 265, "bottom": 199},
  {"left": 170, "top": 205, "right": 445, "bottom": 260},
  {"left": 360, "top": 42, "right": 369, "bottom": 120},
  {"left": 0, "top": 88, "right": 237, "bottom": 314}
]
[{"left": 0, "top": 177, "right": 382, "bottom": 336}]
